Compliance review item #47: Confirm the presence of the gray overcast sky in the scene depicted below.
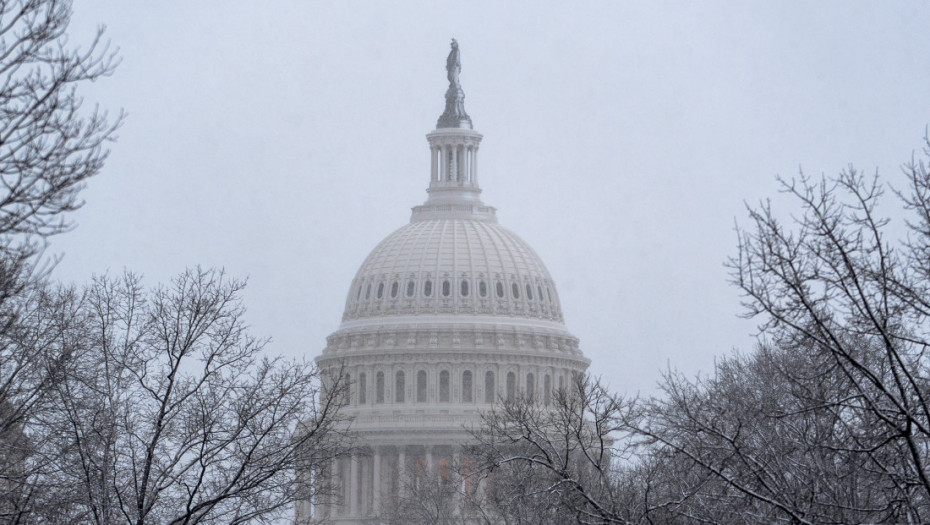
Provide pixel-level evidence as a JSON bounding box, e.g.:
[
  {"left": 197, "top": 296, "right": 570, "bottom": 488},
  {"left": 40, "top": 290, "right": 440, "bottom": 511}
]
[{"left": 54, "top": 1, "right": 930, "bottom": 394}]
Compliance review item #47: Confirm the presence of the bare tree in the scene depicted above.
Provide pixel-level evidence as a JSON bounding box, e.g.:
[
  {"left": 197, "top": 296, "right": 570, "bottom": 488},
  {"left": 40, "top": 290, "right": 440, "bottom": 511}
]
[
  {"left": 639, "top": 340, "right": 911, "bottom": 524},
  {"left": 463, "top": 141, "right": 930, "bottom": 524},
  {"left": 21, "top": 269, "right": 349, "bottom": 524},
  {"left": 0, "top": 0, "right": 121, "bottom": 518},
  {"left": 725, "top": 146, "right": 930, "bottom": 521},
  {"left": 627, "top": 139, "right": 930, "bottom": 524},
  {"left": 466, "top": 375, "right": 647, "bottom": 525}
]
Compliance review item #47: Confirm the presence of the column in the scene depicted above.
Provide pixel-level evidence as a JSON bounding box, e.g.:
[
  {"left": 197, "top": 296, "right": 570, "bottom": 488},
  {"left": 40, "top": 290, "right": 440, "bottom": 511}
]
[
  {"left": 326, "top": 457, "right": 337, "bottom": 518},
  {"left": 431, "top": 147, "right": 438, "bottom": 182},
  {"left": 455, "top": 145, "right": 465, "bottom": 184},
  {"left": 444, "top": 145, "right": 452, "bottom": 181},
  {"left": 373, "top": 446, "right": 381, "bottom": 513},
  {"left": 463, "top": 147, "right": 471, "bottom": 184},
  {"left": 472, "top": 146, "right": 478, "bottom": 185},
  {"left": 426, "top": 445, "right": 434, "bottom": 476},
  {"left": 452, "top": 448, "right": 462, "bottom": 517},
  {"left": 398, "top": 446, "right": 406, "bottom": 497},
  {"left": 349, "top": 455, "right": 358, "bottom": 516}
]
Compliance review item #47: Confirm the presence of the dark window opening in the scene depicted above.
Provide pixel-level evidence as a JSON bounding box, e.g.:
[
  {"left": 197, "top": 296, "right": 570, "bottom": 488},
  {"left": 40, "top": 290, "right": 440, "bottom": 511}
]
[
  {"left": 439, "top": 370, "right": 450, "bottom": 402},
  {"left": 396, "top": 371, "right": 405, "bottom": 403},
  {"left": 462, "top": 371, "right": 473, "bottom": 402},
  {"left": 417, "top": 370, "right": 427, "bottom": 402},
  {"left": 359, "top": 372, "right": 367, "bottom": 404}
]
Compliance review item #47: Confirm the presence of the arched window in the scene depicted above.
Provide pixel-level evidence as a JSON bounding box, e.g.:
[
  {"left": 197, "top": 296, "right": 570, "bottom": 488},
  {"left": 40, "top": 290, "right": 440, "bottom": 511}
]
[
  {"left": 424, "top": 280, "right": 433, "bottom": 297},
  {"left": 558, "top": 375, "right": 564, "bottom": 392},
  {"left": 365, "top": 284, "right": 371, "bottom": 300},
  {"left": 359, "top": 372, "right": 367, "bottom": 404},
  {"left": 546, "top": 286, "right": 552, "bottom": 303},
  {"left": 526, "top": 373, "right": 535, "bottom": 401},
  {"left": 377, "top": 282, "right": 384, "bottom": 299},
  {"left": 506, "top": 372, "right": 516, "bottom": 403},
  {"left": 357, "top": 284, "right": 363, "bottom": 301},
  {"left": 439, "top": 370, "right": 450, "bottom": 402},
  {"left": 376, "top": 372, "right": 385, "bottom": 404},
  {"left": 390, "top": 281, "right": 398, "bottom": 298},
  {"left": 484, "top": 371, "right": 495, "bottom": 403},
  {"left": 479, "top": 280, "right": 487, "bottom": 297},
  {"left": 406, "top": 280, "right": 415, "bottom": 297},
  {"left": 442, "top": 280, "right": 451, "bottom": 297},
  {"left": 462, "top": 370, "right": 473, "bottom": 402},
  {"left": 417, "top": 370, "right": 427, "bottom": 402},
  {"left": 395, "top": 371, "right": 405, "bottom": 403},
  {"left": 511, "top": 283, "right": 520, "bottom": 299},
  {"left": 496, "top": 281, "right": 504, "bottom": 298},
  {"left": 544, "top": 374, "right": 551, "bottom": 406},
  {"left": 538, "top": 285, "right": 544, "bottom": 302},
  {"left": 526, "top": 284, "right": 533, "bottom": 300},
  {"left": 460, "top": 279, "right": 469, "bottom": 297}
]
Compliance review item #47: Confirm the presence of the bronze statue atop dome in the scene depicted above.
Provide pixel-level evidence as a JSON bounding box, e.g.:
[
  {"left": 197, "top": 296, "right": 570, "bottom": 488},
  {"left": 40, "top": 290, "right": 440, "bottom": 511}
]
[{"left": 437, "top": 38, "right": 473, "bottom": 129}]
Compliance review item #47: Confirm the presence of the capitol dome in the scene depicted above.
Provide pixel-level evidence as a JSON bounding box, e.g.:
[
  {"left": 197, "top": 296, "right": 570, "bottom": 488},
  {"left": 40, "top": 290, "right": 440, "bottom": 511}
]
[
  {"left": 343, "top": 217, "right": 564, "bottom": 323},
  {"left": 305, "top": 40, "right": 589, "bottom": 523}
]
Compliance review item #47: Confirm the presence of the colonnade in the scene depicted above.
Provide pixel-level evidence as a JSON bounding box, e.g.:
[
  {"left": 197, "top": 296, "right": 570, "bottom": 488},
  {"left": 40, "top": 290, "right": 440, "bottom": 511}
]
[
  {"left": 430, "top": 143, "right": 478, "bottom": 185},
  {"left": 320, "top": 444, "right": 463, "bottom": 519}
]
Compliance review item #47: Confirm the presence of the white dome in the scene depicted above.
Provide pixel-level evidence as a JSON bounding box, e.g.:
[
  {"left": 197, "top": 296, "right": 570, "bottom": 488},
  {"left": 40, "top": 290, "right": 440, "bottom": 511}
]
[
  {"left": 342, "top": 218, "right": 563, "bottom": 323},
  {"left": 304, "top": 42, "right": 591, "bottom": 525}
]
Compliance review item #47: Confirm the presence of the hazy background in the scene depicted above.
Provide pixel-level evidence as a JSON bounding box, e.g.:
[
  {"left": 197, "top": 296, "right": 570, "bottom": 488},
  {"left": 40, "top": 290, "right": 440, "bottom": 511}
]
[{"left": 55, "top": 1, "right": 930, "bottom": 395}]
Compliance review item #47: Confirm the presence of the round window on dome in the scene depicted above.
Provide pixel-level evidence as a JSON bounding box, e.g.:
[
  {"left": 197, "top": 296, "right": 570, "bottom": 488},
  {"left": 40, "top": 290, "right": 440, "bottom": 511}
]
[
  {"left": 511, "top": 283, "right": 520, "bottom": 299},
  {"left": 460, "top": 279, "right": 469, "bottom": 297},
  {"left": 479, "top": 280, "right": 487, "bottom": 297},
  {"left": 365, "top": 284, "right": 371, "bottom": 300},
  {"left": 424, "top": 280, "right": 433, "bottom": 297},
  {"left": 357, "top": 285, "right": 363, "bottom": 301},
  {"left": 377, "top": 282, "right": 384, "bottom": 299},
  {"left": 390, "top": 281, "right": 398, "bottom": 298},
  {"left": 538, "top": 285, "right": 544, "bottom": 302},
  {"left": 406, "top": 280, "right": 415, "bottom": 297},
  {"left": 526, "top": 284, "right": 533, "bottom": 300},
  {"left": 496, "top": 281, "right": 504, "bottom": 298},
  {"left": 442, "top": 280, "right": 451, "bottom": 297}
]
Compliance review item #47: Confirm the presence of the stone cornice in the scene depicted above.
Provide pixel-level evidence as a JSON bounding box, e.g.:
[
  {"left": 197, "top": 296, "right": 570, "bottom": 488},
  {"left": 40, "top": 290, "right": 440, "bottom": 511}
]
[{"left": 319, "top": 323, "right": 584, "bottom": 360}]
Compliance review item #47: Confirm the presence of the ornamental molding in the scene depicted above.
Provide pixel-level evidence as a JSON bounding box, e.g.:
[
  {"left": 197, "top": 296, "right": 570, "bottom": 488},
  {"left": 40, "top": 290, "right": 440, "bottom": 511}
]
[
  {"left": 322, "top": 325, "right": 582, "bottom": 358},
  {"left": 316, "top": 350, "right": 590, "bottom": 370}
]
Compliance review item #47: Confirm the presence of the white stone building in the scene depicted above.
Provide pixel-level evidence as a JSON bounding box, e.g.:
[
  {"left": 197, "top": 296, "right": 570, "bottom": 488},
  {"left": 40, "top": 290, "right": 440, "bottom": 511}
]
[{"left": 303, "top": 40, "right": 590, "bottom": 523}]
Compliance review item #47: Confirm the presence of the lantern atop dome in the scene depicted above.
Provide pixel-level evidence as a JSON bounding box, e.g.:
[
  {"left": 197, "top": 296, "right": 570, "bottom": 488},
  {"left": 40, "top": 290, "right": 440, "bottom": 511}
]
[{"left": 415, "top": 40, "right": 491, "bottom": 221}]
